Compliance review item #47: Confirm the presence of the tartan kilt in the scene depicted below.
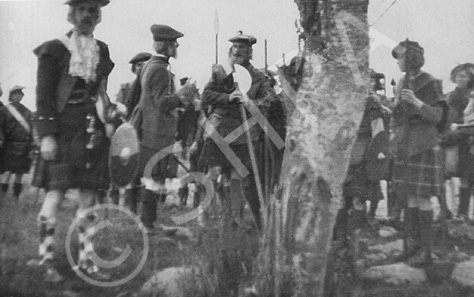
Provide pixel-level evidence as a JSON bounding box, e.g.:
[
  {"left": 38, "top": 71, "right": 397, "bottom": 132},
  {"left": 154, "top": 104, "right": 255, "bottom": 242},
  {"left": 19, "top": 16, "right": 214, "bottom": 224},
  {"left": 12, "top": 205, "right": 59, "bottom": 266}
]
[
  {"left": 137, "top": 145, "right": 177, "bottom": 183},
  {"left": 198, "top": 138, "right": 261, "bottom": 175},
  {"left": 392, "top": 145, "right": 444, "bottom": 199},
  {"left": 343, "top": 163, "right": 383, "bottom": 201},
  {"left": 31, "top": 104, "right": 110, "bottom": 191}
]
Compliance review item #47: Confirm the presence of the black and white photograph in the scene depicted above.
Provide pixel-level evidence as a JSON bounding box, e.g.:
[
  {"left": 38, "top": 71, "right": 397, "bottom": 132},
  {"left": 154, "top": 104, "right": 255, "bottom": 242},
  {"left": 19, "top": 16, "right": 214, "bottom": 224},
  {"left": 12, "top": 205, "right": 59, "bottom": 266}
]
[{"left": 0, "top": 0, "right": 474, "bottom": 296}]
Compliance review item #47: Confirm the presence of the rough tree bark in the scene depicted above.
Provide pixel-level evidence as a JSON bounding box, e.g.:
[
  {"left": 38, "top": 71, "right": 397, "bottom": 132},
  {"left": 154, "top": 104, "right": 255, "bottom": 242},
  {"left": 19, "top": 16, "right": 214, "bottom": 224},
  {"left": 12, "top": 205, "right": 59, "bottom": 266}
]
[{"left": 255, "top": 0, "right": 370, "bottom": 296}]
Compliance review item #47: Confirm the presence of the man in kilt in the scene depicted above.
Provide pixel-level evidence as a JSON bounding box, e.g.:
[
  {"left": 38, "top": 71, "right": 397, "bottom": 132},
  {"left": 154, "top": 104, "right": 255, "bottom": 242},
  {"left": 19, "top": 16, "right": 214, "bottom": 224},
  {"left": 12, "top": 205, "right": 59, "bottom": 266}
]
[
  {"left": 391, "top": 40, "right": 446, "bottom": 266},
  {"left": 0, "top": 86, "right": 34, "bottom": 201},
  {"left": 200, "top": 31, "right": 280, "bottom": 229},
  {"left": 136, "top": 24, "right": 196, "bottom": 234},
  {"left": 29, "top": 0, "right": 115, "bottom": 282}
]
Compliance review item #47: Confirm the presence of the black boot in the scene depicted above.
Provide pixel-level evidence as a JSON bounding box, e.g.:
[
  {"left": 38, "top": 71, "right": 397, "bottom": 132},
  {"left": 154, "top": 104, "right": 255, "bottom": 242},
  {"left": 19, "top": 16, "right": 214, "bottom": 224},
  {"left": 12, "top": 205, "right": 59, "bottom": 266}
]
[
  {"left": 368, "top": 199, "right": 379, "bottom": 225},
  {"left": 124, "top": 188, "right": 140, "bottom": 214},
  {"left": 1, "top": 183, "right": 9, "bottom": 195},
  {"left": 400, "top": 207, "right": 421, "bottom": 260},
  {"left": 109, "top": 187, "right": 120, "bottom": 205},
  {"left": 140, "top": 189, "right": 158, "bottom": 229},
  {"left": 178, "top": 186, "right": 189, "bottom": 206},
  {"left": 333, "top": 206, "right": 350, "bottom": 243},
  {"left": 12, "top": 183, "right": 22, "bottom": 200},
  {"left": 159, "top": 193, "right": 167, "bottom": 204},
  {"left": 407, "top": 210, "right": 433, "bottom": 267},
  {"left": 458, "top": 187, "right": 471, "bottom": 219},
  {"left": 193, "top": 184, "right": 203, "bottom": 208}
]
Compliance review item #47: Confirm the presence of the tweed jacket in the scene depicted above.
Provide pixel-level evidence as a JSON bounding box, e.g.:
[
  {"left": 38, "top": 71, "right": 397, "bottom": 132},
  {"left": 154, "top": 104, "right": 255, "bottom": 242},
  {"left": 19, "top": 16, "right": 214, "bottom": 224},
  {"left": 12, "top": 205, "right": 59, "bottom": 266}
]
[
  {"left": 138, "top": 56, "right": 183, "bottom": 150},
  {"left": 391, "top": 71, "right": 445, "bottom": 158},
  {"left": 202, "top": 61, "right": 274, "bottom": 145},
  {"left": 33, "top": 33, "right": 114, "bottom": 138}
]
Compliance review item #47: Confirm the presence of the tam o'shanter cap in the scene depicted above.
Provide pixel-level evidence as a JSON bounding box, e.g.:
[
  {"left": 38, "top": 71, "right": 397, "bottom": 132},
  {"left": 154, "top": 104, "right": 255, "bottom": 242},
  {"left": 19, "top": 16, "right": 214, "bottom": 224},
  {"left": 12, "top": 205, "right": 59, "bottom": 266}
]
[
  {"left": 151, "top": 24, "right": 184, "bottom": 41},
  {"left": 9, "top": 85, "right": 25, "bottom": 93},
  {"left": 65, "top": 0, "right": 110, "bottom": 6},
  {"left": 129, "top": 52, "right": 152, "bottom": 64},
  {"left": 229, "top": 31, "right": 257, "bottom": 46},
  {"left": 392, "top": 40, "right": 424, "bottom": 59}
]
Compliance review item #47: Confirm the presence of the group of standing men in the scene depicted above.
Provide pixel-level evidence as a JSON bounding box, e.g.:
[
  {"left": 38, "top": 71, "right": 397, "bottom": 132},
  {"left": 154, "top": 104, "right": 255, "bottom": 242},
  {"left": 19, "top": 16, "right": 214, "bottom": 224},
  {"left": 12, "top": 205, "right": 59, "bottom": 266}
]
[
  {"left": 25, "top": 0, "right": 285, "bottom": 283},
  {"left": 10, "top": 0, "right": 458, "bottom": 284}
]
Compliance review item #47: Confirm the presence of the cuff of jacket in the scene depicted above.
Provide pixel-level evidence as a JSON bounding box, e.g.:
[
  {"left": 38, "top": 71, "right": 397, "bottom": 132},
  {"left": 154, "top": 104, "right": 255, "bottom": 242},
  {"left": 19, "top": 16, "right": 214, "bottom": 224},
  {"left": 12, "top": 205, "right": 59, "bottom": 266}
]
[
  {"left": 163, "top": 94, "right": 184, "bottom": 111},
  {"left": 36, "top": 116, "right": 58, "bottom": 138}
]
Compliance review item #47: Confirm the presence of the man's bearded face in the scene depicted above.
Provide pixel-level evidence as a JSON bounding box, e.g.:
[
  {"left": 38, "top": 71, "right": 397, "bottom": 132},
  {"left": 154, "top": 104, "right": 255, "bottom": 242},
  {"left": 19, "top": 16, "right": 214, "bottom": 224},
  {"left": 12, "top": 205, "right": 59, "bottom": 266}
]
[
  {"left": 167, "top": 41, "right": 179, "bottom": 59},
  {"left": 230, "top": 42, "right": 251, "bottom": 65},
  {"left": 72, "top": 2, "right": 101, "bottom": 35}
]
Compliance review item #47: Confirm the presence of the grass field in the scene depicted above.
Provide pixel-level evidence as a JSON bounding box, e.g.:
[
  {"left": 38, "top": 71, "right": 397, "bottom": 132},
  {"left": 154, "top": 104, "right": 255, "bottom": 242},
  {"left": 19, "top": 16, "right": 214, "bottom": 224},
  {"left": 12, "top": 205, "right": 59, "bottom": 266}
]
[
  {"left": 0, "top": 175, "right": 260, "bottom": 297},
  {"left": 2, "top": 176, "right": 474, "bottom": 297}
]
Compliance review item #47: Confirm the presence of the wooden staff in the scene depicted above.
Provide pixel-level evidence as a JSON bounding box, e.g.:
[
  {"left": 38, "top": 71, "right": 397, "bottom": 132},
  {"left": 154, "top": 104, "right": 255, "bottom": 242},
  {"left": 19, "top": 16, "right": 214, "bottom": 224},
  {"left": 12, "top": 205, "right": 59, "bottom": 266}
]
[
  {"left": 239, "top": 101, "right": 267, "bottom": 230},
  {"left": 213, "top": 9, "right": 219, "bottom": 64}
]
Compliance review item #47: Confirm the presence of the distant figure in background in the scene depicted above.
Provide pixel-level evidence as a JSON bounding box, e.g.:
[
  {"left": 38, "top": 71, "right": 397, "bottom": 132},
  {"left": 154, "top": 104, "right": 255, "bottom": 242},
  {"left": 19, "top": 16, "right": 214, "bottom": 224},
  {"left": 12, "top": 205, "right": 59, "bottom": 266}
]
[
  {"left": 118, "top": 52, "right": 151, "bottom": 111},
  {"left": 442, "top": 63, "right": 474, "bottom": 221},
  {"left": 0, "top": 85, "right": 34, "bottom": 201},
  {"left": 176, "top": 76, "right": 203, "bottom": 207}
]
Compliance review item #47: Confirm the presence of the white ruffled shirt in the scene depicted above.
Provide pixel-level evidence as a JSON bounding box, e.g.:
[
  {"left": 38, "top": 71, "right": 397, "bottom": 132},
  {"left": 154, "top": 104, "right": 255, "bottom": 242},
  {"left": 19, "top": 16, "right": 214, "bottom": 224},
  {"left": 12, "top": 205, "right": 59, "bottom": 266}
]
[{"left": 67, "top": 30, "right": 100, "bottom": 83}]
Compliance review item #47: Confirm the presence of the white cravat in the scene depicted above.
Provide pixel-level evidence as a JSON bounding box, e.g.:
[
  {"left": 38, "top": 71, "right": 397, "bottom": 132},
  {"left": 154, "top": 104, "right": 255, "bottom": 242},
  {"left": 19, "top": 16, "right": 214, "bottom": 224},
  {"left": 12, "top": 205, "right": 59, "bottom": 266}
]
[{"left": 67, "top": 30, "right": 100, "bottom": 83}]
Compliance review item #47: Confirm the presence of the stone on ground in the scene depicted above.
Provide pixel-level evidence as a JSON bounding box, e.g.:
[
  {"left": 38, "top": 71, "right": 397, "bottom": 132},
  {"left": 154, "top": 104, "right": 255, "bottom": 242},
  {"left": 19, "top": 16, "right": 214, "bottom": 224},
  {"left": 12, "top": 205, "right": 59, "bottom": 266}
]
[
  {"left": 452, "top": 261, "right": 474, "bottom": 289},
  {"left": 378, "top": 226, "right": 398, "bottom": 238},
  {"left": 368, "top": 239, "right": 403, "bottom": 255},
  {"left": 448, "top": 222, "right": 474, "bottom": 240},
  {"left": 363, "top": 263, "right": 426, "bottom": 285},
  {"left": 364, "top": 252, "right": 388, "bottom": 265},
  {"left": 139, "top": 266, "right": 204, "bottom": 297}
]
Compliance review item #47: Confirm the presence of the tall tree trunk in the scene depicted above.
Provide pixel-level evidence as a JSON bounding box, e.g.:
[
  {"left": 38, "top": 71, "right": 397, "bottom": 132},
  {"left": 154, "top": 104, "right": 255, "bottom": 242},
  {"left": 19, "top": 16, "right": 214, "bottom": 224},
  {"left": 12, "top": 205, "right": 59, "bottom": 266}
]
[{"left": 255, "top": 1, "right": 370, "bottom": 296}]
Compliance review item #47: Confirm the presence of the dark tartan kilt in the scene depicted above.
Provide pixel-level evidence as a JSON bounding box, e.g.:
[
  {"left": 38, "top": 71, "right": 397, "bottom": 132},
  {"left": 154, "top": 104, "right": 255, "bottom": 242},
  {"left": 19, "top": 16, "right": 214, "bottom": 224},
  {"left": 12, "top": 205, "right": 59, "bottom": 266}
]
[
  {"left": 1, "top": 142, "right": 32, "bottom": 174},
  {"left": 392, "top": 145, "right": 444, "bottom": 199},
  {"left": 343, "top": 163, "right": 383, "bottom": 201},
  {"left": 198, "top": 137, "right": 261, "bottom": 175},
  {"left": 137, "top": 145, "right": 177, "bottom": 183},
  {"left": 32, "top": 104, "right": 110, "bottom": 191}
]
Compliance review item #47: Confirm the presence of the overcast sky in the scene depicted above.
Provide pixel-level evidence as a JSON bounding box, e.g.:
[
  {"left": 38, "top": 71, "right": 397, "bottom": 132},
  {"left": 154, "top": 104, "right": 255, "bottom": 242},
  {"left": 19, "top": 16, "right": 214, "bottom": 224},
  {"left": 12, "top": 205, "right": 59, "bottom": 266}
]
[{"left": 0, "top": 0, "right": 473, "bottom": 109}]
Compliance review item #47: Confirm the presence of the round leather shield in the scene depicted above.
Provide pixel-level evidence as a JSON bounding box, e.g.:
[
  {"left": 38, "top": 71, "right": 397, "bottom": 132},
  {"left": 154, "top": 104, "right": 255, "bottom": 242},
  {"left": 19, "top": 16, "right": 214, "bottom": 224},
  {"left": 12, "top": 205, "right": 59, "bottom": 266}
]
[{"left": 109, "top": 122, "right": 140, "bottom": 187}]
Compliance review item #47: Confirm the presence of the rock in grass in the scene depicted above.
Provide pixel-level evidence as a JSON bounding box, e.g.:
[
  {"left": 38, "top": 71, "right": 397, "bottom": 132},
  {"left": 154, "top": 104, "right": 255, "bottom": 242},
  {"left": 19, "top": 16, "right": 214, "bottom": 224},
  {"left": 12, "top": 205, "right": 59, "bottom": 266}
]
[
  {"left": 139, "top": 266, "right": 204, "bottom": 297},
  {"left": 452, "top": 261, "right": 474, "bottom": 288},
  {"left": 365, "top": 252, "right": 388, "bottom": 265},
  {"left": 368, "top": 239, "right": 403, "bottom": 255},
  {"left": 378, "top": 226, "right": 398, "bottom": 238},
  {"left": 363, "top": 263, "right": 426, "bottom": 285}
]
